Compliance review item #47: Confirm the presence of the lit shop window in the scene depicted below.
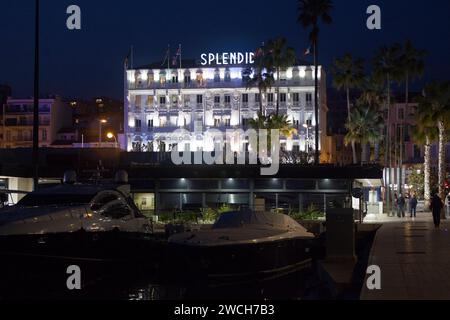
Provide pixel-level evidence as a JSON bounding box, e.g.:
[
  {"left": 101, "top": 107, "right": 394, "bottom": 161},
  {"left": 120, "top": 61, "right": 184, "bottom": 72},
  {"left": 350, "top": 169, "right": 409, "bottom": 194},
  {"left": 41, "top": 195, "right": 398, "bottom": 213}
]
[{"left": 135, "top": 95, "right": 142, "bottom": 106}]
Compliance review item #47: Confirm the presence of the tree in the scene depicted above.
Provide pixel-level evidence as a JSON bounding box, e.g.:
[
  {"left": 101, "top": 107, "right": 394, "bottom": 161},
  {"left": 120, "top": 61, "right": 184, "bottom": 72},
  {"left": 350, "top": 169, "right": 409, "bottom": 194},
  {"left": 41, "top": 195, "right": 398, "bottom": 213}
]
[
  {"left": 332, "top": 53, "right": 365, "bottom": 164},
  {"left": 396, "top": 41, "right": 426, "bottom": 195},
  {"left": 345, "top": 104, "right": 383, "bottom": 165},
  {"left": 417, "top": 82, "right": 450, "bottom": 211},
  {"left": 298, "top": 0, "right": 333, "bottom": 165},
  {"left": 373, "top": 43, "right": 402, "bottom": 214},
  {"left": 243, "top": 45, "right": 275, "bottom": 113},
  {"left": 411, "top": 117, "right": 438, "bottom": 206},
  {"left": 266, "top": 38, "right": 297, "bottom": 115}
]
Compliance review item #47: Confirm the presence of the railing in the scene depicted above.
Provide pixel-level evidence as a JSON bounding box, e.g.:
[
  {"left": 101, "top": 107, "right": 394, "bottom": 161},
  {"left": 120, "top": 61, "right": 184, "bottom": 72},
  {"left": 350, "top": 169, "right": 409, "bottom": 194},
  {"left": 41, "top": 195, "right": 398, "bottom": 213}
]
[{"left": 128, "top": 78, "right": 316, "bottom": 90}]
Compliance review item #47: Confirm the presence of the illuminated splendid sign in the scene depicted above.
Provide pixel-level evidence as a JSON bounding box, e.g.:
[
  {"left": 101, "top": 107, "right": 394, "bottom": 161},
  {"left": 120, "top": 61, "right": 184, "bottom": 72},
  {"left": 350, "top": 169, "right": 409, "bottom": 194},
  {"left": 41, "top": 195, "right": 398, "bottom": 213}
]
[{"left": 200, "top": 52, "right": 255, "bottom": 66}]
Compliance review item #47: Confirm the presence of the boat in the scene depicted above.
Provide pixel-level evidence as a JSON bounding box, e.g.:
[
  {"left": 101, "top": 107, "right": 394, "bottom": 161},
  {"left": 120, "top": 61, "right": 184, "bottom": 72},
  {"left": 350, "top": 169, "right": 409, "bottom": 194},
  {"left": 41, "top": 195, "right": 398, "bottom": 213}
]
[
  {"left": 0, "top": 171, "right": 162, "bottom": 264},
  {"left": 167, "top": 210, "right": 316, "bottom": 287}
]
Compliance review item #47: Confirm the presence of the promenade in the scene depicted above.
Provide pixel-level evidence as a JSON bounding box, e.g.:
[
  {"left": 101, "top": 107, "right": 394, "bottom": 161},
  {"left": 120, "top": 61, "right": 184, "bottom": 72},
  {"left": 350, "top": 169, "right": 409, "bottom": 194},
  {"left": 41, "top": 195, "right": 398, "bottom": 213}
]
[{"left": 361, "top": 212, "right": 450, "bottom": 300}]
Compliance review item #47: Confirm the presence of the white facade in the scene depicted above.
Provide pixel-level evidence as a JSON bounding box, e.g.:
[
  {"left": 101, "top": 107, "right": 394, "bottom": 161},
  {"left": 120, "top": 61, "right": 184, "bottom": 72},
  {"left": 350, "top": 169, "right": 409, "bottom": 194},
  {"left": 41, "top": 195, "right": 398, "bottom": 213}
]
[{"left": 124, "top": 60, "right": 327, "bottom": 154}]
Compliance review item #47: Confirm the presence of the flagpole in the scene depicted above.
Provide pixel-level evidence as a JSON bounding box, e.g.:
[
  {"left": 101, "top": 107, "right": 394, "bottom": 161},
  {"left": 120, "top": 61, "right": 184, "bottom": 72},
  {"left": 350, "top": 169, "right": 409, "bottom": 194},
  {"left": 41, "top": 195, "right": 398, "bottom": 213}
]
[{"left": 32, "top": 0, "right": 40, "bottom": 191}]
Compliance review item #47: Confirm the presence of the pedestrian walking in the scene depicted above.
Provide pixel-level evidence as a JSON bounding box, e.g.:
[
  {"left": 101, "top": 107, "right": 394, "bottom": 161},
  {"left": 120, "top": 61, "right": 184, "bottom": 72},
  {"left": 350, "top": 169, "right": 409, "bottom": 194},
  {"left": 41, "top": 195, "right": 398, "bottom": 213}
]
[
  {"left": 409, "top": 194, "right": 418, "bottom": 218},
  {"left": 446, "top": 192, "right": 450, "bottom": 219},
  {"left": 397, "top": 194, "right": 406, "bottom": 218},
  {"left": 430, "top": 192, "right": 444, "bottom": 229}
]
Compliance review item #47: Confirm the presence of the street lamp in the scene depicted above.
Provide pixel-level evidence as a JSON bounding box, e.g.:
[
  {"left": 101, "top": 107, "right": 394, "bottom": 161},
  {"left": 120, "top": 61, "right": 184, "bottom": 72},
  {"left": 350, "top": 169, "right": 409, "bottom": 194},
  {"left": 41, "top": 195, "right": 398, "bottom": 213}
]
[
  {"left": 98, "top": 119, "right": 107, "bottom": 144},
  {"left": 106, "top": 132, "right": 118, "bottom": 148}
]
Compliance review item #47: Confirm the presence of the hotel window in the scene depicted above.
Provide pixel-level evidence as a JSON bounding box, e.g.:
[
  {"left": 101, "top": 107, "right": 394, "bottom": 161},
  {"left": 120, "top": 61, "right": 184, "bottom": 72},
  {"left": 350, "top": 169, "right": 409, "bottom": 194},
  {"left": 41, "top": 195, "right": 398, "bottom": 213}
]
[
  {"left": 148, "top": 119, "right": 154, "bottom": 129},
  {"left": 159, "top": 96, "right": 166, "bottom": 105},
  {"left": 280, "top": 93, "right": 287, "bottom": 103},
  {"left": 197, "top": 95, "right": 203, "bottom": 104},
  {"left": 242, "top": 118, "right": 250, "bottom": 127},
  {"left": 224, "top": 95, "right": 231, "bottom": 105},
  {"left": 196, "top": 72, "right": 203, "bottom": 84},
  {"left": 293, "top": 93, "right": 300, "bottom": 103},
  {"left": 172, "top": 74, "right": 178, "bottom": 83},
  {"left": 214, "top": 69, "right": 220, "bottom": 82},
  {"left": 242, "top": 94, "right": 249, "bottom": 104},
  {"left": 135, "top": 119, "right": 142, "bottom": 129},
  {"left": 268, "top": 93, "right": 274, "bottom": 103},
  {"left": 160, "top": 117, "right": 167, "bottom": 127},
  {"left": 135, "top": 95, "right": 142, "bottom": 106},
  {"left": 306, "top": 93, "right": 312, "bottom": 102},
  {"left": 224, "top": 118, "right": 231, "bottom": 127},
  {"left": 184, "top": 74, "right": 191, "bottom": 84},
  {"left": 255, "top": 93, "right": 261, "bottom": 103},
  {"left": 171, "top": 95, "right": 178, "bottom": 105},
  {"left": 146, "top": 96, "right": 154, "bottom": 107},
  {"left": 160, "top": 72, "right": 166, "bottom": 84},
  {"left": 214, "top": 118, "right": 221, "bottom": 127},
  {"left": 214, "top": 96, "right": 221, "bottom": 104},
  {"left": 224, "top": 69, "right": 231, "bottom": 82}
]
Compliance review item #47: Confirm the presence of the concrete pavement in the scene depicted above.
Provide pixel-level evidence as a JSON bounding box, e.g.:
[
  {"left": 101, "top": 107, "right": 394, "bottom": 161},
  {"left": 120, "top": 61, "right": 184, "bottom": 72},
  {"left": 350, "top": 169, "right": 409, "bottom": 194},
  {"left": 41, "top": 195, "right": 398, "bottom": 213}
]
[{"left": 360, "top": 212, "right": 450, "bottom": 300}]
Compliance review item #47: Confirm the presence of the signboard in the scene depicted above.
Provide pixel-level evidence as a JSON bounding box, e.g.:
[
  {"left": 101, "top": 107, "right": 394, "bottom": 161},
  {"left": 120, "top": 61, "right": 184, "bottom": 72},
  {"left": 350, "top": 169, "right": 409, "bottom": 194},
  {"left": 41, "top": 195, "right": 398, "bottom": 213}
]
[{"left": 200, "top": 52, "right": 255, "bottom": 66}]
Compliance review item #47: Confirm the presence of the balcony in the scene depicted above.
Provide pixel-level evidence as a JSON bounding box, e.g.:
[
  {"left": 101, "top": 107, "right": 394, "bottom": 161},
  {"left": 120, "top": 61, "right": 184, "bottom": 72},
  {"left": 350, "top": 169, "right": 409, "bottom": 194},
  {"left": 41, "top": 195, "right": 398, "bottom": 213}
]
[{"left": 128, "top": 78, "right": 316, "bottom": 91}]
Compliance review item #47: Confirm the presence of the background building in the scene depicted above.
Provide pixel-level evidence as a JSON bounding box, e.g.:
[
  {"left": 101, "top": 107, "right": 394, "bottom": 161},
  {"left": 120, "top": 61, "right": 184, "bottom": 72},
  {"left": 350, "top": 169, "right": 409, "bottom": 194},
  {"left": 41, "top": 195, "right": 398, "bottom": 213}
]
[
  {"left": 124, "top": 57, "right": 327, "bottom": 158},
  {"left": 0, "top": 97, "right": 72, "bottom": 149}
]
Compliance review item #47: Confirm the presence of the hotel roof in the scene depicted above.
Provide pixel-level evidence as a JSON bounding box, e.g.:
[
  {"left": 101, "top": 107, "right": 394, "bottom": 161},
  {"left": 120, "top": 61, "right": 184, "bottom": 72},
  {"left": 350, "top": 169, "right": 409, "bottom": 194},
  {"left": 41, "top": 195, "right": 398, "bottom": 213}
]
[{"left": 133, "top": 58, "right": 314, "bottom": 70}]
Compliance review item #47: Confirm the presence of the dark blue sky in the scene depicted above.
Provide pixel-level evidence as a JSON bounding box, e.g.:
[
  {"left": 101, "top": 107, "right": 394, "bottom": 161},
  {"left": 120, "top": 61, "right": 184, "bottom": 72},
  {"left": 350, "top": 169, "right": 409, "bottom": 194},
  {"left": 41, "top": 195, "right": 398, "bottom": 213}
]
[{"left": 1, "top": 0, "right": 449, "bottom": 100}]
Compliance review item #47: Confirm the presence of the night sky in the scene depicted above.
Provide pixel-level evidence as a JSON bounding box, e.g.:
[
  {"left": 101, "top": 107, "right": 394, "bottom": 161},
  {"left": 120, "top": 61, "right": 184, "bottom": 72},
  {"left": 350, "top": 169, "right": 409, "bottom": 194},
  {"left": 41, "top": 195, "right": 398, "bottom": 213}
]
[{"left": 1, "top": 0, "right": 449, "bottom": 100}]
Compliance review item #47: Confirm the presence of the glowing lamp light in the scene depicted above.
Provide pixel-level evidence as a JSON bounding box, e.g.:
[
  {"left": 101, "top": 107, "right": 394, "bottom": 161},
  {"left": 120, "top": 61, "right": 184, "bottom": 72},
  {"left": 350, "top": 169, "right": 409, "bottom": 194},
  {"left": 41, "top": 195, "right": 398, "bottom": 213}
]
[
  {"left": 107, "top": 132, "right": 114, "bottom": 139},
  {"left": 299, "top": 68, "right": 306, "bottom": 78}
]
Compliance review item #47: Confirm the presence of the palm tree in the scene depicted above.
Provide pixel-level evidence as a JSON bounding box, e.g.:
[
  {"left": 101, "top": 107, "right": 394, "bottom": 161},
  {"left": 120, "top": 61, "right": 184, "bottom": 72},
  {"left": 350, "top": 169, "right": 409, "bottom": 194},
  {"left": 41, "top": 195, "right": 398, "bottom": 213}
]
[
  {"left": 345, "top": 105, "right": 383, "bottom": 165},
  {"left": 243, "top": 45, "right": 275, "bottom": 114},
  {"left": 297, "top": 0, "right": 333, "bottom": 165},
  {"left": 396, "top": 41, "right": 426, "bottom": 195},
  {"left": 373, "top": 43, "right": 402, "bottom": 214},
  {"left": 412, "top": 116, "right": 438, "bottom": 207},
  {"left": 357, "top": 77, "right": 385, "bottom": 162},
  {"left": 332, "top": 53, "right": 365, "bottom": 164},
  {"left": 266, "top": 38, "right": 297, "bottom": 115},
  {"left": 417, "top": 82, "right": 450, "bottom": 210}
]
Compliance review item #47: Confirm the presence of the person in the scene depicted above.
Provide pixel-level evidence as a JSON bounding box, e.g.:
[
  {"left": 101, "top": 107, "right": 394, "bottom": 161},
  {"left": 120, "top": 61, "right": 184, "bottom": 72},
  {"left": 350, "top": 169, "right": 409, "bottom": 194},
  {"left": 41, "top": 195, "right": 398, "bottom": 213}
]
[
  {"left": 446, "top": 192, "right": 450, "bottom": 218},
  {"left": 397, "top": 194, "right": 406, "bottom": 218},
  {"left": 409, "top": 194, "right": 418, "bottom": 218},
  {"left": 393, "top": 193, "right": 398, "bottom": 217},
  {"left": 430, "top": 193, "right": 444, "bottom": 229}
]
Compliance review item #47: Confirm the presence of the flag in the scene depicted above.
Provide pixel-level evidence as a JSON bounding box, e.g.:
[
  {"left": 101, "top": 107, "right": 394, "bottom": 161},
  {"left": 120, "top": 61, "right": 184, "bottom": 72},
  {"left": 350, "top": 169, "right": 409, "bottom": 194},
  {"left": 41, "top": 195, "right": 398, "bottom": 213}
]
[
  {"left": 303, "top": 46, "right": 311, "bottom": 56},
  {"left": 161, "top": 46, "right": 170, "bottom": 68},
  {"left": 172, "top": 44, "right": 181, "bottom": 66}
]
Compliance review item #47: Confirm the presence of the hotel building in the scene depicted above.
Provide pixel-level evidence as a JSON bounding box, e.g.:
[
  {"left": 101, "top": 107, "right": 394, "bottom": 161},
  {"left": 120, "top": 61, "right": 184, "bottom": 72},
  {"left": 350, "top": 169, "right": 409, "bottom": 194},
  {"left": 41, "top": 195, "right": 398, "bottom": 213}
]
[{"left": 123, "top": 54, "right": 328, "bottom": 159}]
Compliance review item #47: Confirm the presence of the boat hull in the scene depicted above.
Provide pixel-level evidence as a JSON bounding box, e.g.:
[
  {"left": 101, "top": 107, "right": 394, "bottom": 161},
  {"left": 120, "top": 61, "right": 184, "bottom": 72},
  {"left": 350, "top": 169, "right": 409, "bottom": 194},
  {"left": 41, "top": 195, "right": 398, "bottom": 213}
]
[{"left": 166, "top": 237, "right": 315, "bottom": 287}]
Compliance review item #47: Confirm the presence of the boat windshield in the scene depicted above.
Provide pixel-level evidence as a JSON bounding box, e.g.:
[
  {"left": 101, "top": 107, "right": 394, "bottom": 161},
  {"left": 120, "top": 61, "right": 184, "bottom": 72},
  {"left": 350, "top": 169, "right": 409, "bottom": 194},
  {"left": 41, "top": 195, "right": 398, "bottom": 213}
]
[
  {"left": 17, "top": 193, "right": 94, "bottom": 207},
  {"left": 213, "top": 210, "right": 303, "bottom": 231}
]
